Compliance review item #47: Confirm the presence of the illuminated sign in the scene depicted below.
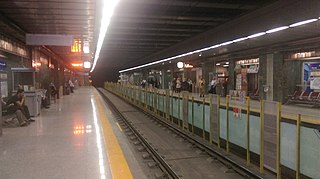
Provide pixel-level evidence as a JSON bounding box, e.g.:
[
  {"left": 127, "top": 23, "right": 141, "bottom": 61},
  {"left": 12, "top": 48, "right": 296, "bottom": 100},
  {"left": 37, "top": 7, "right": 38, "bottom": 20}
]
[
  {"left": 83, "top": 61, "right": 91, "bottom": 69},
  {"left": 32, "top": 61, "right": 41, "bottom": 68},
  {"left": 184, "top": 63, "right": 193, "bottom": 68},
  {"left": 177, "top": 62, "right": 183, "bottom": 68},
  {"left": 71, "top": 39, "right": 82, "bottom": 53},
  {"left": 291, "top": 51, "right": 315, "bottom": 59},
  {"left": 0, "top": 61, "right": 6, "bottom": 69},
  {"left": 71, "top": 63, "right": 83, "bottom": 67},
  {"left": 236, "top": 58, "right": 259, "bottom": 65}
]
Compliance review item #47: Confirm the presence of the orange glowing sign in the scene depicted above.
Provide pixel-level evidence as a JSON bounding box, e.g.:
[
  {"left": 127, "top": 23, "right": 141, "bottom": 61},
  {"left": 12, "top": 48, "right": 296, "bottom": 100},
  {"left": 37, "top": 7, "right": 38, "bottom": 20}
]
[
  {"left": 32, "top": 61, "right": 41, "bottom": 68},
  {"left": 184, "top": 63, "right": 193, "bottom": 68},
  {"left": 71, "top": 63, "right": 83, "bottom": 67},
  {"left": 71, "top": 39, "right": 82, "bottom": 53}
]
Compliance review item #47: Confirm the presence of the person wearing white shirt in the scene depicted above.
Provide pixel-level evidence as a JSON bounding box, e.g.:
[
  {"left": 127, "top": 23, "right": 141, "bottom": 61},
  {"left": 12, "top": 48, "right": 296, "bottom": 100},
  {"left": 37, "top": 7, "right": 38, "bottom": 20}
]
[{"left": 209, "top": 77, "right": 217, "bottom": 94}]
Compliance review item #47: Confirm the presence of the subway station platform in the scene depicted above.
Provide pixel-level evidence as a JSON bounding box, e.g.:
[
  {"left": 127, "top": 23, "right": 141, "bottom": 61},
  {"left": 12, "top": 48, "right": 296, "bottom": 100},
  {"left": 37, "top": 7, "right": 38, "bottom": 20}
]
[{"left": 0, "top": 87, "right": 144, "bottom": 179}]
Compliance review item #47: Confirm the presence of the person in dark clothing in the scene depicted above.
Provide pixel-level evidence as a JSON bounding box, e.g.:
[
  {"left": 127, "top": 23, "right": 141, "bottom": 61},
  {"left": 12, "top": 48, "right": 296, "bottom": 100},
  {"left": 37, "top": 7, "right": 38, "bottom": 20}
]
[
  {"left": 7, "top": 89, "right": 35, "bottom": 125},
  {"left": 181, "top": 79, "right": 189, "bottom": 91},
  {"left": 172, "top": 78, "right": 176, "bottom": 92}
]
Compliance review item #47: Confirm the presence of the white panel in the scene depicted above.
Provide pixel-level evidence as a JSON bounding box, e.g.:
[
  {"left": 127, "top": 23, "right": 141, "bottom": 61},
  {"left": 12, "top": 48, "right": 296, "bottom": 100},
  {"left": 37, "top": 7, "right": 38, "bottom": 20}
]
[{"left": 26, "top": 34, "right": 73, "bottom": 46}]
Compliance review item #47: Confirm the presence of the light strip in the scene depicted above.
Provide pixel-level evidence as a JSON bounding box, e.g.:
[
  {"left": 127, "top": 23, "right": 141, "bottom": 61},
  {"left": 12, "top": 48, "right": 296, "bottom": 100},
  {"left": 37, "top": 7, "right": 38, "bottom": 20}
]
[
  {"left": 247, "top": 32, "right": 266, "bottom": 39},
  {"left": 90, "top": 0, "right": 119, "bottom": 73},
  {"left": 119, "top": 17, "right": 319, "bottom": 73},
  {"left": 219, "top": 40, "right": 234, "bottom": 46},
  {"left": 289, "top": 18, "right": 318, "bottom": 27},
  {"left": 232, "top": 37, "right": 248, "bottom": 43},
  {"left": 266, "top": 26, "right": 289, "bottom": 33}
]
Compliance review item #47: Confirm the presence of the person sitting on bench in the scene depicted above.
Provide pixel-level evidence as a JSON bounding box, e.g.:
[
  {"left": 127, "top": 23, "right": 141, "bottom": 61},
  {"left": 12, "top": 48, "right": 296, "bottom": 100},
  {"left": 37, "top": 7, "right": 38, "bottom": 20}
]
[{"left": 7, "top": 89, "right": 35, "bottom": 126}]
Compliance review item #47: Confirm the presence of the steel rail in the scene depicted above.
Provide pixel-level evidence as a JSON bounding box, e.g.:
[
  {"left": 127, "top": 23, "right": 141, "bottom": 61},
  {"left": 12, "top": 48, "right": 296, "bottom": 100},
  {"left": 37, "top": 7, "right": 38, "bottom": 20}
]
[
  {"left": 100, "top": 87, "right": 266, "bottom": 179},
  {"left": 98, "top": 88, "right": 180, "bottom": 179}
]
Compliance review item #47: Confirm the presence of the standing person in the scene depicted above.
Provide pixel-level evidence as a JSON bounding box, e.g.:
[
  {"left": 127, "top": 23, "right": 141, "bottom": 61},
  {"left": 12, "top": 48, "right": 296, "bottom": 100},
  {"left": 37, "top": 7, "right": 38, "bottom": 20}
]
[
  {"left": 181, "top": 78, "right": 188, "bottom": 91},
  {"left": 223, "top": 79, "right": 228, "bottom": 97},
  {"left": 172, "top": 78, "right": 176, "bottom": 93},
  {"left": 176, "top": 78, "right": 181, "bottom": 93},
  {"left": 141, "top": 79, "right": 147, "bottom": 88},
  {"left": 209, "top": 77, "right": 217, "bottom": 94},
  {"left": 187, "top": 78, "right": 193, "bottom": 92},
  {"left": 69, "top": 80, "right": 74, "bottom": 93},
  {"left": 199, "top": 76, "right": 205, "bottom": 97}
]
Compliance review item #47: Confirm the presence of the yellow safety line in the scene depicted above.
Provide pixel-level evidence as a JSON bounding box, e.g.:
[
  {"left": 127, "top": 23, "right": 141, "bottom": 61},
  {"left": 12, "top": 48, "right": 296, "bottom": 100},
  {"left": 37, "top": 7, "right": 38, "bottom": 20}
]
[{"left": 94, "top": 92, "right": 133, "bottom": 179}]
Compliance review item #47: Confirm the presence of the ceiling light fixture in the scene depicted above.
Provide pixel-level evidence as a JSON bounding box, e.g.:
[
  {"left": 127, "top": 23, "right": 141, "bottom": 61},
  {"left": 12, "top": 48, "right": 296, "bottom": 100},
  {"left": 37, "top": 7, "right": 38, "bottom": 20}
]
[
  {"left": 119, "top": 17, "right": 318, "bottom": 73},
  {"left": 247, "top": 32, "right": 266, "bottom": 39},
  {"left": 219, "top": 41, "right": 234, "bottom": 46},
  {"left": 266, "top": 26, "right": 289, "bottom": 33},
  {"left": 289, "top": 18, "right": 318, "bottom": 27},
  {"left": 90, "top": 0, "right": 119, "bottom": 72},
  {"left": 232, "top": 37, "right": 248, "bottom": 43}
]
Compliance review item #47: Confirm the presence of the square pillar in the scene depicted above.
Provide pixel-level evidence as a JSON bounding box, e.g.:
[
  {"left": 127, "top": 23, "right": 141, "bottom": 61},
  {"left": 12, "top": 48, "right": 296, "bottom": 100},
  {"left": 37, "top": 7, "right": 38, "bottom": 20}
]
[
  {"left": 260, "top": 53, "right": 286, "bottom": 102},
  {"left": 227, "top": 60, "right": 236, "bottom": 93},
  {"left": 202, "top": 61, "right": 215, "bottom": 93}
]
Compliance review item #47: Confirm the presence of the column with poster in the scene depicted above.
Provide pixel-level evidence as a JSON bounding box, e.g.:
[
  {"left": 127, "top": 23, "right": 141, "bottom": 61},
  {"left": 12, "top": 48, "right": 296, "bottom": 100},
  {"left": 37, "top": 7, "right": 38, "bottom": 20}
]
[{"left": 232, "top": 67, "right": 247, "bottom": 119}]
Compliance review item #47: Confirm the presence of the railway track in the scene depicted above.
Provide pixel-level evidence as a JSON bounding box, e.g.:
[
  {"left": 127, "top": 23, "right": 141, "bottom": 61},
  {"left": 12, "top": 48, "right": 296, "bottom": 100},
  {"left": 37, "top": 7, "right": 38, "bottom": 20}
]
[{"left": 98, "top": 88, "right": 271, "bottom": 179}]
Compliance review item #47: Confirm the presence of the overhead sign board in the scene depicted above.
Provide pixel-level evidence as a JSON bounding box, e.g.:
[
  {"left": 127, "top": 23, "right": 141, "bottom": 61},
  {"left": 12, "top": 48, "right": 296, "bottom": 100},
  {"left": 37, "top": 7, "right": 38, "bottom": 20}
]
[{"left": 26, "top": 34, "right": 73, "bottom": 46}]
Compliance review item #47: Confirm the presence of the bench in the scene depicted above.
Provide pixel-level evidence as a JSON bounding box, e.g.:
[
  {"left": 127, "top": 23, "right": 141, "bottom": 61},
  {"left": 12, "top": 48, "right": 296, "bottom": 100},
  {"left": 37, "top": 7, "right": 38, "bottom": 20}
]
[
  {"left": 250, "top": 88, "right": 260, "bottom": 100},
  {"left": 287, "top": 90, "right": 320, "bottom": 107},
  {"left": 2, "top": 108, "right": 19, "bottom": 127}
]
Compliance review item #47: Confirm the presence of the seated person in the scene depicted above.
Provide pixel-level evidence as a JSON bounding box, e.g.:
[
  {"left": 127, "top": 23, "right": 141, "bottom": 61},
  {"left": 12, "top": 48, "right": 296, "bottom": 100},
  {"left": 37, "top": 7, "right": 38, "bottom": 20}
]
[{"left": 7, "top": 89, "right": 35, "bottom": 126}]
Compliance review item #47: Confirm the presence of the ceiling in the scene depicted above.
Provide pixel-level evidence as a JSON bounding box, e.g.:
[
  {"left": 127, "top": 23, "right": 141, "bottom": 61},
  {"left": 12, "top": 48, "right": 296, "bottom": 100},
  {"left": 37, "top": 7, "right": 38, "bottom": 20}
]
[
  {"left": 0, "top": 0, "right": 97, "bottom": 71},
  {"left": 0, "top": 0, "right": 279, "bottom": 74},
  {"left": 101, "top": 0, "right": 278, "bottom": 69}
]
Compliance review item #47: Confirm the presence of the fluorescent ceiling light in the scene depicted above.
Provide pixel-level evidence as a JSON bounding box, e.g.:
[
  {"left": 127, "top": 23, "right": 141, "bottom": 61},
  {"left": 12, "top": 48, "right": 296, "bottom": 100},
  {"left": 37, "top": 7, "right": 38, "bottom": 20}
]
[
  {"left": 266, "top": 26, "right": 289, "bottom": 33},
  {"left": 223, "top": 65, "right": 229, "bottom": 67},
  {"left": 232, "top": 37, "right": 248, "bottom": 43},
  {"left": 226, "top": 62, "right": 229, "bottom": 64},
  {"left": 247, "top": 32, "right": 266, "bottom": 39},
  {"left": 289, "top": 19, "right": 318, "bottom": 27},
  {"left": 216, "top": 63, "right": 221, "bottom": 66},
  {"left": 219, "top": 41, "right": 234, "bottom": 46},
  {"left": 90, "top": 0, "right": 119, "bottom": 72}
]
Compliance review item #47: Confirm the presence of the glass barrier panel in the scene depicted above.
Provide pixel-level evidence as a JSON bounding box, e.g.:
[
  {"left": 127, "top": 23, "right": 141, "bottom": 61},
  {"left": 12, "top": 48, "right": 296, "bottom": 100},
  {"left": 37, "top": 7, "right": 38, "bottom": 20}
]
[
  {"left": 262, "top": 100, "right": 278, "bottom": 172},
  {"left": 299, "top": 114, "right": 320, "bottom": 179},
  {"left": 211, "top": 95, "right": 219, "bottom": 143}
]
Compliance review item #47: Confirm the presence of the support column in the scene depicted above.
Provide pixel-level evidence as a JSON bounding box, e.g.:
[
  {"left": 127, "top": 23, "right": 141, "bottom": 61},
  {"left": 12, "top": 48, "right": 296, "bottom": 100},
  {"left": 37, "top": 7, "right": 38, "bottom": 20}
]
[
  {"left": 266, "top": 54, "right": 274, "bottom": 101},
  {"left": 273, "top": 53, "right": 285, "bottom": 102},
  {"left": 227, "top": 60, "right": 236, "bottom": 93},
  {"left": 282, "top": 60, "right": 302, "bottom": 102},
  {"left": 202, "top": 61, "right": 215, "bottom": 93},
  {"left": 260, "top": 53, "right": 285, "bottom": 102}
]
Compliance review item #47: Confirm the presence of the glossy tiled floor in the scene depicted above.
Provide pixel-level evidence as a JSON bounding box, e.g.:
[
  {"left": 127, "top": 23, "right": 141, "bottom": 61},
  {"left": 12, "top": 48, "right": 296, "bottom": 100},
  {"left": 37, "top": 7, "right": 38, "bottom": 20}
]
[{"left": 0, "top": 87, "right": 112, "bottom": 179}]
